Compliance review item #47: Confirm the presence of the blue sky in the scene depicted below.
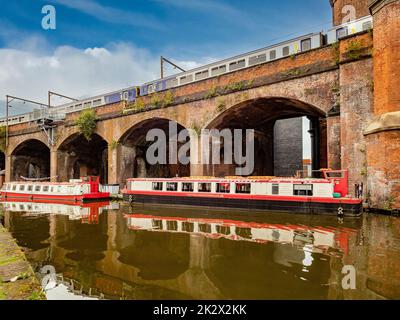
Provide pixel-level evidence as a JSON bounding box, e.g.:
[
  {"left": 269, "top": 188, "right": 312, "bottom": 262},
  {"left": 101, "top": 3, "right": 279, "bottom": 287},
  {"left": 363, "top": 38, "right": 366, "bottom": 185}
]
[{"left": 0, "top": 0, "right": 332, "bottom": 115}]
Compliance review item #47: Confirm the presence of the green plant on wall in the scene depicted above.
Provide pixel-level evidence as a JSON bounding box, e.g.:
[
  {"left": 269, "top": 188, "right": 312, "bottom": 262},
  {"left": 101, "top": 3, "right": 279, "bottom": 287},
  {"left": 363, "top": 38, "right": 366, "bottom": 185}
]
[
  {"left": 383, "top": 194, "right": 396, "bottom": 211},
  {"left": 346, "top": 40, "right": 363, "bottom": 60},
  {"left": 76, "top": 109, "right": 98, "bottom": 141},
  {"left": 0, "top": 126, "right": 6, "bottom": 153},
  {"left": 109, "top": 139, "right": 119, "bottom": 150}
]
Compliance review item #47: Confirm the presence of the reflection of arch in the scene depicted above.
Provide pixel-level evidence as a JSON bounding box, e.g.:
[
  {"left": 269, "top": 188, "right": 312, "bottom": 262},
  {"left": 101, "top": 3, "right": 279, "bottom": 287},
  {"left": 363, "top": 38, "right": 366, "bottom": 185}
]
[
  {"left": 204, "top": 97, "right": 327, "bottom": 177},
  {"left": 117, "top": 118, "right": 190, "bottom": 183},
  {"left": 11, "top": 139, "right": 50, "bottom": 181},
  {"left": 0, "top": 151, "right": 5, "bottom": 171},
  {"left": 57, "top": 133, "right": 108, "bottom": 183}
]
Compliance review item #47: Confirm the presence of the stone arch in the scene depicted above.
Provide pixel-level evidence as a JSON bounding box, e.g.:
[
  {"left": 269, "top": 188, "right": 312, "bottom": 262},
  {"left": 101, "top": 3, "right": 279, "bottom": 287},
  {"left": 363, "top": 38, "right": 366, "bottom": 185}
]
[
  {"left": 10, "top": 139, "right": 50, "bottom": 181},
  {"left": 203, "top": 96, "right": 327, "bottom": 177},
  {"left": 116, "top": 117, "right": 191, "bottom": 183},
  {"left": 57, "top": 132, "right": 109, "bottom": 183}
]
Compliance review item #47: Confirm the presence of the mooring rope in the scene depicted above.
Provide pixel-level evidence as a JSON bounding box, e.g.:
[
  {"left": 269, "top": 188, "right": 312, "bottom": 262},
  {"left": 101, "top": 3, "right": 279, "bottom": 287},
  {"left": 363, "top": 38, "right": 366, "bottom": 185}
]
[{"left": 20, "top": 175, "right": 58, "bottom": 182}]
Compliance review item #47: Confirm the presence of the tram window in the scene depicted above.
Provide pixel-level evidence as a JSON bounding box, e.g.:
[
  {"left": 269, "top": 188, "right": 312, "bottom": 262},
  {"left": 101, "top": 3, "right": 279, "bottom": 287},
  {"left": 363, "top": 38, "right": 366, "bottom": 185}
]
[
  {"left": 272, "top": 184, "right": 279, "bottom": 195},
  {"left": 336, "top": 27, "right": 348, "bottom": 39},
  {"left": 35, "top": 186, "right": 41, "bottom": 192},
  {"left": 282, "top": 46, "right": 290, "bottom": 57},
  {"left": 182, "top": 183, "right": 194, "bottom": 192},
  {"left": 27, "top": 185, "right": 33, "bottom": 192},
  {"left": 293, "top": 184, "right": 313, "bottom": 196},
  {"left": 217, "top": 183, "right": 230, "bottom": 193},
  {"left": 236, "top": 183, "right": 251, "bottom": 194},
  {"left": 182, "top": 222, "right": 194, "bottom": 232},
  {"left": 166, "top": 221, "right": 178, "bottom": 231},
  {"left": 152, "top": 182, "right": 163, "bottom": 191},
  {"left": 19, "top": 185, "right": 25, "bottom": 191},
  {"left": 199, "top": 223, "right": 212, "bottom": 233},
  {"left": 166, "top": 182, "right": 178, "bottom": 192},
  {"left": 301, "top": 38, "right": 311, "bottom": 52},
  {"left": 198, "top": 183, "right": 211, "bottom": 193}
]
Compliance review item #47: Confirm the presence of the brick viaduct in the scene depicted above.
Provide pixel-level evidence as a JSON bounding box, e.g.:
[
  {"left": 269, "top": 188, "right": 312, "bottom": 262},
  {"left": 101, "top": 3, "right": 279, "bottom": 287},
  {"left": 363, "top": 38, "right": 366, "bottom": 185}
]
[{"left": 2, "top": 0, "right": 400, "bottom": 210}]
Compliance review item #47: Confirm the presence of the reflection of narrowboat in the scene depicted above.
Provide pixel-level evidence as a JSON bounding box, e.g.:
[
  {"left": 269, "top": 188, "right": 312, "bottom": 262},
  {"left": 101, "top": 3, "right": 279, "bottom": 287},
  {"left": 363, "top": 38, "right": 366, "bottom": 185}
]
[
  {"left": 1, "top": 200, "right": 112, "bottom": 224},
  {"left": 0, "top": 176, "right": 110, "bottom": 203},
  {"left": 122, "top": 170, "right": 363, "bottom": 216},
  {"left": 124, "top": 213, "right": 354, "bottom": 255}
]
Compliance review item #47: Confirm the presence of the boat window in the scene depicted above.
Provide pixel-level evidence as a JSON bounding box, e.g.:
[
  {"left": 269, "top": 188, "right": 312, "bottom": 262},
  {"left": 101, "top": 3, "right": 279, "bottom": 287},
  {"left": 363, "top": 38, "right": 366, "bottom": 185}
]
[
  {"left": 217, "top": 183, "right": 230, "bottom": 193},
  {"left": 19, "top": 185, "right": 25, "bottom": 191},
  {"left": 166, "top": 221, "right": 178, "bottom": 231},
  {"left": 198, "top": 183, "right": 212, "bottom": 193},
  {"left": 166, "top": 182, "right": 178, "bottom": 192},
  {"left": 50, "top": 187, "right": 54, "bottom": 193},
  {"left": 152, "top": 220, "right": 163, "bottom": 230},
  {"left": 43, "top": 186, "right": 49, "bottom": 192},
  {"left": 282, "top": 46, "right": 290, "bottom": 57},
  {"left": 199, "top": 223, "right": 212, "bottom": 233},
  {"left": 236, "top": 183, "right": 251, "bottom": 194},
  {"left": 236, "top": 227, "right": 252, "bottom": 239},
  {"left": 216, "top": 225, "right": 231, "bottom": 235},
  {"left": 27, "top": 185, "right": 33, "bottom": 192},
  {"left": 182, "top": 222, "right": 194, "bottom": 233},
  {"left": 35, "top": 186, "right": 41, "bottom": 192},
  {"left": 152, "top": 182, "right": 163, "bottom": 191},
  {"left": 293, "top": 184, "right": 313, "bottom": 196},
  {"left": 272, "top": 184, "right": 279, "bottom": 195},
  {"left": 301, "top": 38, "right": 312, "bottom": 52},
  {"left": 182, "top": 183, "right": 194, "bottom": 192},
  {"left": 12, "top": 185, "right": 17, "bottom": 191}
]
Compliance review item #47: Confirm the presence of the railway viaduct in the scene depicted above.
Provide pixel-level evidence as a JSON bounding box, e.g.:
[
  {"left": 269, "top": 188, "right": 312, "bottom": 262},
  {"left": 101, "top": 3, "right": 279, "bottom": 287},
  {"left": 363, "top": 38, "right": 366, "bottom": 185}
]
[{"left": 1, "top": 0, "right": 400, "bottom": 210}]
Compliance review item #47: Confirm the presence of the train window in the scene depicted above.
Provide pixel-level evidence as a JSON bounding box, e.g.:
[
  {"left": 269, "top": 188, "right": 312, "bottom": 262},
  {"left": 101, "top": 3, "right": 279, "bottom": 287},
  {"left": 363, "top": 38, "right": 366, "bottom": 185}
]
[
  {"left": 152, "top": 182, "right": 163, "bottom": 191},
  {"left": 182, "top": 183, "right": 194, "bottom": 192},
  {"left": 362, "top": 21, "right": 372, "bottom": 31},
  {"left": 166, "top": 78, "right": 178, "bottom": 88},
  {"left": 293, "top": 184, "right": 313, "bottom": 196},
  {"left": 195, "top": 70, "right": 209, "bottom": 81},
  {"left": 166, "top": 221, "right": 178, "bottom": 231},
  {"left": 270, "top": 50, "right": 277, "bottom": 60},
  {"left": 301, "top": 39, "right": 312, "bottom": 52},
  {"left": 148, "top": 84, "right": 156, "bottom": 94},
  {"left": 282, "top": 46, "right": 290, "bottom": 57},
  {"left": 75, "top": 104, "right": 82, "bottom": 109},
  {"left": 236, "top": 183, "right": 251, "bottom": 194},
  {"left": 229, "top": 59, "right": 245, "bottom": 71},
  {"left": 166, "top": 182, "right": 178, "bottom": 192},
  {"left": 180, "top": 75, "right": 193, "bottom": 85},
  {"left": 336, "top": 27, "right": 348, "bottom": 39},
  {"left": 182, "top": 222, "right": 194, "bottom": 233},
  {"left": 84, "top": 101, "right": 92, "bottom": 108},
  {"left": 272, "top": 184, "right": 279, "bottom": 195},
  {"left": 211, "top": 65, "right": 227, "bottom": 76},
  {"left": 199, "top": 223, "right": 212, "bottom": 234},
  {"left": 198, "top": 183, "right": 212, "bottom": 193},
  {"left": 122, "top": 92, "right": 129, "bottom": 101},
  {"left": 93, "top": 99, "right": 102, "bottom": 107},
  {"left": 249, "top": 53, "right": 266, "bottom": 66},
  {"left": 217, "top": 183, "right": 230, "bottom": 193}
]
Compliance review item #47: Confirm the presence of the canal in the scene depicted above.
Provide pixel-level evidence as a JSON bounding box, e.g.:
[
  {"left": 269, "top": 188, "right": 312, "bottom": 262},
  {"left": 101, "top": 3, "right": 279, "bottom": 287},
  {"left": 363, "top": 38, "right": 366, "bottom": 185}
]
[{"left": 1, "top": 201, "right": 399, "bottom": 300}]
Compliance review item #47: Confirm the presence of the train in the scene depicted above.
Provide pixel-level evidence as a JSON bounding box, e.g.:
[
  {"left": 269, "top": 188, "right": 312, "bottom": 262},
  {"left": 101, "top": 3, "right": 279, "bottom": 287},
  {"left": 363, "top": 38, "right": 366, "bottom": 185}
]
[{"left": 0, "top": 15, "right": 373, "bottom": 127}]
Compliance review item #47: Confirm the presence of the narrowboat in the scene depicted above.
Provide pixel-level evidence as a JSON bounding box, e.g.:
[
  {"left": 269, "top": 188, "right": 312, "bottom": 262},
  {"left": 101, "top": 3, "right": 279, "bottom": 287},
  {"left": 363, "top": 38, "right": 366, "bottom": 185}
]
[
  {"left": 122, "top": 170, "right": 363, "bottom": 216},
  {"left": 0, "top": 176, "right": 110, "bottom": 203}
]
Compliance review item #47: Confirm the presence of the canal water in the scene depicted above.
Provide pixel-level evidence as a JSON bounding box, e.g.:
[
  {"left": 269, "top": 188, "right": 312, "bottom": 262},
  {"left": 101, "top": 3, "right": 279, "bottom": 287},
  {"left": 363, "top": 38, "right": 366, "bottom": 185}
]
[{"left": 1, "top": 201, "right": 399, "bottom": 300}]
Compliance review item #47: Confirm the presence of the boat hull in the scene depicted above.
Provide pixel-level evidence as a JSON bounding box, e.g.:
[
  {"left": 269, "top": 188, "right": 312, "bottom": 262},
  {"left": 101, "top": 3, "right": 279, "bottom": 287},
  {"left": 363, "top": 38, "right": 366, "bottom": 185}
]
[
  {"left": 122, "top": 192, "right": 363, "bottom": 217},
  {"left": 0, "top": 192, "right": 110, "bottom": 203}
]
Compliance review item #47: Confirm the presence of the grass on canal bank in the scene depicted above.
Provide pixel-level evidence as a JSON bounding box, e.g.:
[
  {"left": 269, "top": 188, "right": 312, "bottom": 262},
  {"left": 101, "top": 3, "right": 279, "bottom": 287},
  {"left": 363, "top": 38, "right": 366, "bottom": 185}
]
[{"left": 0, "top": 224, "right": 46, "bottom": 300}]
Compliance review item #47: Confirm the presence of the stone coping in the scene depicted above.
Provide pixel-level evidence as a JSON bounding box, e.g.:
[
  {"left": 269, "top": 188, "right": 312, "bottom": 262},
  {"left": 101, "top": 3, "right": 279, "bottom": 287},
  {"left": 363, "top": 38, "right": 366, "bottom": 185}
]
[{"left": 364, "top": 111, "right": 400, "bottom": 135}]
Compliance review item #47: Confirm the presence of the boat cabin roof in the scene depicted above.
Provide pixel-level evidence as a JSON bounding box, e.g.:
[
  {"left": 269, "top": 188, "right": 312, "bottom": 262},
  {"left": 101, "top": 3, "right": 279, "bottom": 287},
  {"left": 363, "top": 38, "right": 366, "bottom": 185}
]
[{"left": 127, "top": 177, "right": 332, "bottom": 184}]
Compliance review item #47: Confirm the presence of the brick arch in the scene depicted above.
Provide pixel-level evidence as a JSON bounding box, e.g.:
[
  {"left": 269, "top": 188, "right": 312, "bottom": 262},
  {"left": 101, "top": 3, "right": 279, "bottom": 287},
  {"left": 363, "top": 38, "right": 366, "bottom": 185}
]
[
  {"left": 54, "top": 127, "right": 108, "bottom": 151},
  {"left": 8, "top": 133, "right": 49, "bottom": 156}
]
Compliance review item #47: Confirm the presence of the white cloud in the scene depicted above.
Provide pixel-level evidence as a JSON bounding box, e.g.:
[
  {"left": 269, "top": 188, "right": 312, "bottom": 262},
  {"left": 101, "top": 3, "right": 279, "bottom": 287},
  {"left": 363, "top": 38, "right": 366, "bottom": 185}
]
[{"left": 0, "top": 39, "right": 214, "bottom": 117}]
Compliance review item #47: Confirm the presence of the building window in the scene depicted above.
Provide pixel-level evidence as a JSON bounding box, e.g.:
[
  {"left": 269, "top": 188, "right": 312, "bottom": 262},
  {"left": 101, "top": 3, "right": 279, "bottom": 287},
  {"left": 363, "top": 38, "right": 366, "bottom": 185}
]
[
  {"left": 182, "top": 183, "right": 194, "bottom": 192},
  {"left": 293, "top": 184, "right": 313, "bottom": 196},
  {"left": 301, "top": 38, "right": 311, "bottom": 52},
  {"left": 217, "top": 183, "right": 230, "bottom": 193},
  {"left": 272, "top": 184, "right": 279, "bottom": 195},
  {"left": 236, "top": 183, "right": 251, "bottom": 194},
  {"left": 198, "top": 183, "right": 212, "bottom": 193},
  {"left": 166, "top": 182, "right": 178, "bottom": 192},
  {"left": 282, "top": 46, "right": 290, "bottom": 57},
  {"left": 152, "top": 182, "right": 163, "bottom": 191}
]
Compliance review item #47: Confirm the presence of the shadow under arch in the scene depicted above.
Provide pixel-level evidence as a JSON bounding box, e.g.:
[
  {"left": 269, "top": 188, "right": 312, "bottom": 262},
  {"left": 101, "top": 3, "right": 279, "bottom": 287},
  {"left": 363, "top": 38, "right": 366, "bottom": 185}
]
[
  {"left": 117, "top": 117, "right": 190, "bottom": 184},
  {"left": 57, "top": 132, "right": 108, "bottom": 183},
  {"left": 204, "top": 97, "right": 327, "bottom": 177},
  {"left": 10, "top": 139, "right": 50, "bottom": 181}
]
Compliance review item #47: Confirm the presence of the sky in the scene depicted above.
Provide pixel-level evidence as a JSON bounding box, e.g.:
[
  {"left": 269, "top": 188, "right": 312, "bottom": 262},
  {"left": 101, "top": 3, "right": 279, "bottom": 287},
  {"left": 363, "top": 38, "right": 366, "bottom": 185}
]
[{"left": 0, "top": 0, "right": 332, "bottom": 157}]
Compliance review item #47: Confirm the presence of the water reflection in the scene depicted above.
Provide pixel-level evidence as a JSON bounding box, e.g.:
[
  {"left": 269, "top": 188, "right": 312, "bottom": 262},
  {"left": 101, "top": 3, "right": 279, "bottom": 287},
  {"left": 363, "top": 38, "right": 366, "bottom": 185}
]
[{"left": 2, "top": 201, "right": 400, "bottom": 300}]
